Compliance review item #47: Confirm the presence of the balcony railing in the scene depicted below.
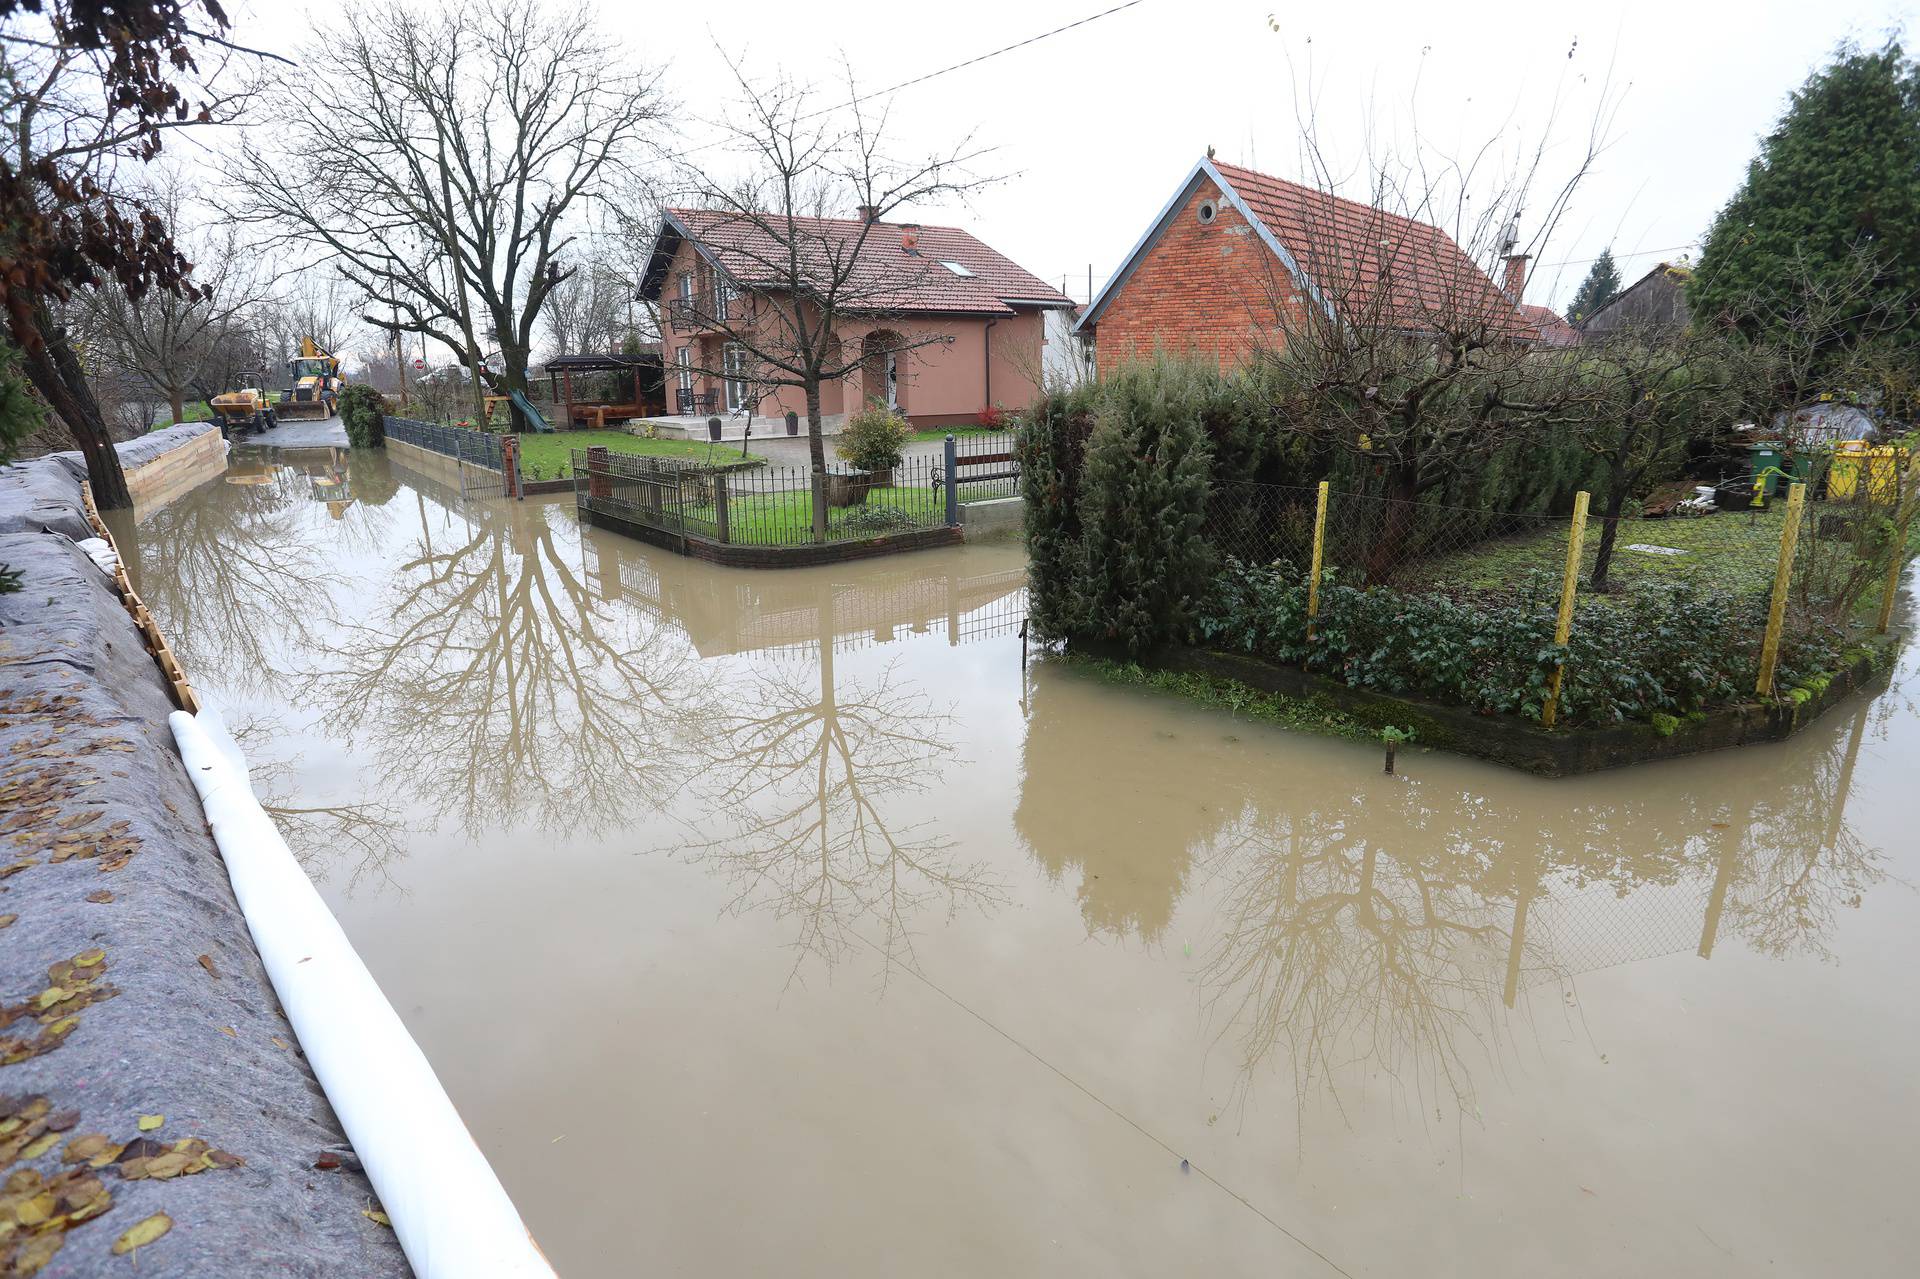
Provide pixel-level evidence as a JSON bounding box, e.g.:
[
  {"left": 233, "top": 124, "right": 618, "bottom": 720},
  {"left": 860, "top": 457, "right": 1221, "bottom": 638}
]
[{"left": 665, "top": 290, "right": 749, "bottom": 331}]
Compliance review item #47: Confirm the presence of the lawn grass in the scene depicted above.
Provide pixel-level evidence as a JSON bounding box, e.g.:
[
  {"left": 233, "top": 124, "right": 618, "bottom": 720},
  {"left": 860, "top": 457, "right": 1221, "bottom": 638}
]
[
  {"left": 910, "top": 426, "right": 1004, "bottom": 442},
  {"left": 1406, "top": 504, "right": 1793, "bottom": 599},
  {"left": 680, "top": 478, "right": 1006, "bottom": 545},
  {"left": 150, "top": 402, "right": 213, "bottom": 430},
  {"left": 515, "top": 429, "right": 764, "bottom": 479}
]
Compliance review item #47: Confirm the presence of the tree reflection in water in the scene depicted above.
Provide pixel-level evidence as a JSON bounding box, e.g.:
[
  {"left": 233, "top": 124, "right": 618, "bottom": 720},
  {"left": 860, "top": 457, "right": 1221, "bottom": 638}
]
[
  {"left": 129, "top": 451, "right": 376, "bottom": 698},
  {"left": 1015, "top": 664, "right": 1889, "bottom": 1129},
  {"left": 679, "top": 611, "right": 1005, "bottom": 989},
  {"left": 295, "top": 475, "right": 712, "bottom": 836},
  {"left": 227, "top": 713, "right": 410, "bottom": 894}
]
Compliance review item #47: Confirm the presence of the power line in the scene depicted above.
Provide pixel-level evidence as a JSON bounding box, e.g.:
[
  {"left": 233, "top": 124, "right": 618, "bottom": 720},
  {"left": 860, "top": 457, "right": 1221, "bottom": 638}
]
[
  {"left": 663, "top": 1, "right": 1151, "bottom": 164},
  {"left": 1537, "top": 242, "right": 1699, "bottom": 272}
]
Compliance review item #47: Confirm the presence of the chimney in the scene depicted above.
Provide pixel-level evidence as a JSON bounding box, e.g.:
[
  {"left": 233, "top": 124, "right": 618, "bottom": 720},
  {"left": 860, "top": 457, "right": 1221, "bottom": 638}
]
[
  {"left": 856, "top": 204, "right": 879, "bottom": 224},
  {"left": 1502, "top": 253, "right": 1530, "bottom": 302},
  {"left": 900, "top": 226, "right": 920, "bottom": 255}
]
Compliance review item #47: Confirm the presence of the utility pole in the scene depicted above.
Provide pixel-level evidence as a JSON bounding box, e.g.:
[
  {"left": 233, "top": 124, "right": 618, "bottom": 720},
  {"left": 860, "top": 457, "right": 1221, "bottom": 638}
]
[{"left": 393, "top": 303, "right": 409, "bottom": 412}]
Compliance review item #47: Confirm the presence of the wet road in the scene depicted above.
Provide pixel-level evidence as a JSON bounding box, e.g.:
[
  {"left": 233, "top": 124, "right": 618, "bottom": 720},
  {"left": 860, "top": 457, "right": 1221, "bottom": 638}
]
[{"left": 126, "top": 446, "right": 1920, "bottom": 1277}]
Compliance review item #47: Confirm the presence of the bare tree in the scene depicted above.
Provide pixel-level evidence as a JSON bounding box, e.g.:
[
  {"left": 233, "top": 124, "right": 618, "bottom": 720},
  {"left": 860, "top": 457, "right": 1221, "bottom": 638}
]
[
  {"left": 81, "top": 169, "right": 261, "bottom": 426},
  {"left": 241, "top": 0, "right": 664, "bottom": 429},
  {"left": 641, "top": 57, "right": 993, "bottom": 532},
  {"left": 539, "top": 233, "right": 634, "bottom": 359},
  {"left": 1246, "top": 61, "right": 1615, "bottom": 571},
  {"left": 1567, "top": 328, "right": 1756, "bottom": 590},
  {"left": 0, "top": 0, "right": 255, "bottom": 505}
]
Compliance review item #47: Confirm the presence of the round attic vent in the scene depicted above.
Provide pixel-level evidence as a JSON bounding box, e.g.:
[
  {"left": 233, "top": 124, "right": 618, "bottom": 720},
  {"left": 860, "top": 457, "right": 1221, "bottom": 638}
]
[{"left": 1197, "top": 199, "right": 1218, "bottom": 225}]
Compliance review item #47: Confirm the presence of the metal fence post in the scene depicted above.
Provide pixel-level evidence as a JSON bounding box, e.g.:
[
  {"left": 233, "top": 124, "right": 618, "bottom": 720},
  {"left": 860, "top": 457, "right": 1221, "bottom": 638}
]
[
  {"left": 1876, "top": 461, "right": 1917, "bottom": 634},
  {"left": 943, "top": 433, "right": 959, "bottom": 526},
  {"left": 1306, "top": 480, "right": 1330, "bottom": 638},
  {"left": 713, "top": 472, "right": 730, "bottom": 544},
  {"left": 1756, "top": 481, "right": 1807, "bottom": 696},
  {"left": 1541, "top": 490, "right": 1590, "bottom": 730}
]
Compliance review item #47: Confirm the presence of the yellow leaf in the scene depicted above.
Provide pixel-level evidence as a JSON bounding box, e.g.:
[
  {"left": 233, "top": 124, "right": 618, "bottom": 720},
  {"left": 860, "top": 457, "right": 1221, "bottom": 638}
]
[
  {"left": 111, "top": 1212, "right": 172, "bottom": 1255},
  {"left": 74, "top": 948, "right": 104, "bottom": 968},
  {"left": 136, "top": 1114, "right": 164, "bottom": 1132},
  {"left": 21, "top": 1131, "right": 58, "bottom": 1159},
  {"left": 219, "top": 1026, "right": 237, "bottom": 1037},
  {"left": 363, "top": 1208, "right": 392, "bottom": 1228}
]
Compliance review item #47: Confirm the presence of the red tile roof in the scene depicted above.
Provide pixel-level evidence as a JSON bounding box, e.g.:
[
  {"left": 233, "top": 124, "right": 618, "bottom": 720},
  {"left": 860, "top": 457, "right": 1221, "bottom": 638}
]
[
  {"left": 1208, "top": 161, "right": 1525, "bottom": 334},
  {"left": 654, "top": 209, "right": 1072, "bottom": 316},
  {"left": 1517, "top": 303, "right": 1582, "bottom": 347}
]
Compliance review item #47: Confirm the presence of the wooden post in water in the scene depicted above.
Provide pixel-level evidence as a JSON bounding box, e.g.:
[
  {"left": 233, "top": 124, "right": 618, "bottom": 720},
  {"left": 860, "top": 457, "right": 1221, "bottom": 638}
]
[
  {"left": 1307, "top": 480, "right": 1330, "bottom": 639},
  {"left": 1541, "top": 491, "right": 1590, "bottom": 730},
  {"left": 1755, "top": 481, "right": 1807, "bottom": 697}
]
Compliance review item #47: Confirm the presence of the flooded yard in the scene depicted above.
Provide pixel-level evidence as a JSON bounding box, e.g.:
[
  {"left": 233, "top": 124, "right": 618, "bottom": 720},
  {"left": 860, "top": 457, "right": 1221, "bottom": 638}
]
[{"left": 123, "top": 447, "right": 1918, "bottom": 1277}]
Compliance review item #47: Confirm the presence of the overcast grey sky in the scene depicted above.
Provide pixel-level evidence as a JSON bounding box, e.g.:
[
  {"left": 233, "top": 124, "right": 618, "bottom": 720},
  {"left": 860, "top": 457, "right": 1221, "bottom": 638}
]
[{"left": 224, "top": 0, "right": 1911, "bottom": 318}]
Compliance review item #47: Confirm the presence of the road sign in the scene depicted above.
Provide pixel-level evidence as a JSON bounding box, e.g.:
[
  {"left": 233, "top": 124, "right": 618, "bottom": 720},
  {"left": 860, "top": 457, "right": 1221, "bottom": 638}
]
[{"left": 412, "top": 357, "right": 426, "bottom": 371}]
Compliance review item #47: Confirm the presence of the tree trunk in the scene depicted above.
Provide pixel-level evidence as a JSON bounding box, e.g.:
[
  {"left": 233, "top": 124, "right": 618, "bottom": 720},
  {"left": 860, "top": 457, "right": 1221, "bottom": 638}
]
[
  {"left": 1588, "top": 470, "right": 1630, "bottom": 592},
  {"left": 19, "top": 317, "right": 132, "bottom": 509},
  {"left": 500, "top": 342, "right": 531, "bottom": 433},
  {"left": 168, "top": 384, "right": 186, "bottom": 429},
  {"left": 1365, "top": 467, "right": 1421, "bottom": 583},
  {"left": 805, "top": 379, "right": 828, "bottom": 538}
]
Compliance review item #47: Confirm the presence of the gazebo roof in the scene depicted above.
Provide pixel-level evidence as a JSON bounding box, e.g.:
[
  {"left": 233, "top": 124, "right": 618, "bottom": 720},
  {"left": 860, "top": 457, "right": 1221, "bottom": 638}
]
[{"left": 541, "top": 351, "right": 662, "bottom": 374}]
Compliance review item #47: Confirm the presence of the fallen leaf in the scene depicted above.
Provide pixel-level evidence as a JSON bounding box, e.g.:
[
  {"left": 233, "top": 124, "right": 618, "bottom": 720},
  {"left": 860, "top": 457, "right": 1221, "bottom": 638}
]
[
  {"left": 44, "top": 1110, "right": 78, "bottom": 1132},
  {"left": 62, "top": 1133, "right": 111, "bottom": 1163},
  {"left": 111, "top": 1211, "right": 172, "bottom": 1254},
  {"left": 363, "top": 1208, "right": 392, "bottom": 1227},
  {"left": 218, "top": 1026, "right": 236, "bottom": 1038},
  {"left": 21, "top": 1130, "right": 58, "bottom": 1158},
  {"left": 270, "top": 1037, "right": 290, "bottom": 1051},
  {"left": 136, "top": 1114, "right": 163, "bottom": 1132},
  {"left": 74, "top": 949, "right": 104, "bottom": 968},
  {"left": 85, "top": 891, "right": 112, "bottom": 904},
  {"left": 196, "top": 954, "right": 219, "bottom": 980},
  {"left": 142, "top": 1152, "right": 191, "bottom": 1180},
  {"left": 0, "top": 913, "right": 15, "bottom": 929},
  {"left": 313, "top": 1153, "right": 341, "bottom": 1171}
]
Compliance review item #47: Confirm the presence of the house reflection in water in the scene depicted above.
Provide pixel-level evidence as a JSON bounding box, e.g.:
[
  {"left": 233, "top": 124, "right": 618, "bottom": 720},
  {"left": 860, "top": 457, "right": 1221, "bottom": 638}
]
[{"left": 581, "top": 527, "right": 1028, "bottom": 660}]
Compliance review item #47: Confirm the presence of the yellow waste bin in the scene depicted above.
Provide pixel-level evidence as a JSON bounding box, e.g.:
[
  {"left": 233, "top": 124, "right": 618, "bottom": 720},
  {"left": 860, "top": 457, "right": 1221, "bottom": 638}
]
[{"left": 1827, "top": 442, "right": 1904, "bottom": 504}]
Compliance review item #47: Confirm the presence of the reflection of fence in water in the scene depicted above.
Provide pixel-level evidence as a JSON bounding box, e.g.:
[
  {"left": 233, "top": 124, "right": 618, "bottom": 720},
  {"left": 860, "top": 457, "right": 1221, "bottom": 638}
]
[
  {"left": 737, "top": 576, "right": 1029, "bottom": 657},
  {"left": 1522, "top": 877, "right": 1712, "bottom": 989}
]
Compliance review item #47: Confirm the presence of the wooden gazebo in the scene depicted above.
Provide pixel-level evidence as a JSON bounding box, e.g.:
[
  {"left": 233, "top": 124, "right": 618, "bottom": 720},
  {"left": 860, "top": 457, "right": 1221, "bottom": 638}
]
[{"left": 541, "top": 352, "right": 666, "bottom": 429}]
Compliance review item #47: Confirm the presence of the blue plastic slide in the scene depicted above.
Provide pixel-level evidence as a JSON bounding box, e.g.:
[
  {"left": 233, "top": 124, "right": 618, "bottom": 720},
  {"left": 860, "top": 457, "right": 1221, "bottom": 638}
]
[{"left": 508, "top": 388, "right": 554, "bottom": 433}]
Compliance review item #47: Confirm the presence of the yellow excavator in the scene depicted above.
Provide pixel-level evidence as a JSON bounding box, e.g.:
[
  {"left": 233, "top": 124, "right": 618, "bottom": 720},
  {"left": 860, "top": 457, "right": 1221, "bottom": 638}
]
[{"left": 276, "top": 337, "right": 345, "bottom": 421}]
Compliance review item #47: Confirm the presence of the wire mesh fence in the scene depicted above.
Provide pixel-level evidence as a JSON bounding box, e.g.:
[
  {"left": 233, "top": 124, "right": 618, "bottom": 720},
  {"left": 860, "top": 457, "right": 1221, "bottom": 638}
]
[
  {"left": 385, "top": 417, "right": 509, "bottom": 471},
  {"left": 1197, "top": 445, "right": 1917, "bottom": 723},
  {"left": 572, "top": 450, "right": 960, "bottom": 549}
]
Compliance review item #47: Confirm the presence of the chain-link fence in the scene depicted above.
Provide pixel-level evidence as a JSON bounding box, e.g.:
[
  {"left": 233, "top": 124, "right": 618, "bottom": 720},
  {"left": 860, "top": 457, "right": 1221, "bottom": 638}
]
[{"left": 1198, "top": 445, "right": 1917, "bottom": 724}]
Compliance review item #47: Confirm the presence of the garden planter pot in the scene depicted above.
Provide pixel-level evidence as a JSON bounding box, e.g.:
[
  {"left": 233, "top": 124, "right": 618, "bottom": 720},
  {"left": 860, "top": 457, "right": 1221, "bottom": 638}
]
[
  {"left": 785, "top": 411, "right": 799, "bottom": 436},
  {"left": 826, "top": 469, "right": 875, "bottom": 507}
]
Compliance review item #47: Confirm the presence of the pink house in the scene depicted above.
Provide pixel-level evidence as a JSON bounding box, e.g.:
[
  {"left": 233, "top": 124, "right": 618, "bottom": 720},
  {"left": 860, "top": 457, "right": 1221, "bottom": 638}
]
[{"left": 638, "top": 208, "right": 1073, "bottom": 430}]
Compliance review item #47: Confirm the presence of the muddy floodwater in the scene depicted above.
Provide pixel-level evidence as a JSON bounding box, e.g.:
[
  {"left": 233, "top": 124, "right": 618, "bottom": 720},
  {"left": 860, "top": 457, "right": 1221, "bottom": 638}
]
[{"left": 122, "top": 447, "right": 1919, "bottom": 1277}]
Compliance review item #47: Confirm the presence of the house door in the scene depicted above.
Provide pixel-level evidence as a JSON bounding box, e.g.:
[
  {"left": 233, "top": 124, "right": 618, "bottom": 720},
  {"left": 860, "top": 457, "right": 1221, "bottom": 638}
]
[{"left": 723, "top": 343, "right": 750, "bottom": 412}]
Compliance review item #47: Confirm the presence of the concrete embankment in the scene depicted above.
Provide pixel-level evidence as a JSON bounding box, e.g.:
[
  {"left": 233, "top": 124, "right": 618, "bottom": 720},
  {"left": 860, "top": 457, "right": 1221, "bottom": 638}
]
[{"left": 0, "top": 428, "right": 409, "bottom": 1275}]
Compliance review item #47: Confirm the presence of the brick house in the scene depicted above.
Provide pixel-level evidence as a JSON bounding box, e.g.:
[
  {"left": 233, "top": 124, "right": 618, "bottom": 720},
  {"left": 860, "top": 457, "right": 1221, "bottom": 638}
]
[
  {"left": 1075, "top": 156, "right": 1535, "bottom": 375},
  {"left": 639, "top": 209, "right": 1073, "bottom": 429}
]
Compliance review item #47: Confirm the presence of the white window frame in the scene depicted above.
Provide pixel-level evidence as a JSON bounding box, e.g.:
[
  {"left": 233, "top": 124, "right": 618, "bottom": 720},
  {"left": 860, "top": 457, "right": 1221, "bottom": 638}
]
[
  {"left": 715, "top": 276, "right": 735, "bottom": 322},
  {"left": 723, "top": 343, "right": 751, "bottom": 412},
  {"left": 677, "top": 271, "right": 693, "bottom": 303},
  {"left": 675, "top": 346, "right": 693, "bottom": 394}
]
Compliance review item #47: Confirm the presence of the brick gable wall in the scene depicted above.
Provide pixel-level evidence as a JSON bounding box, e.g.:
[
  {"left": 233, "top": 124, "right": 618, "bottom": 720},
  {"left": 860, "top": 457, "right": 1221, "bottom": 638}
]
[{"left": 1092, "top": 181, "right": 1313, "bottom": 377}]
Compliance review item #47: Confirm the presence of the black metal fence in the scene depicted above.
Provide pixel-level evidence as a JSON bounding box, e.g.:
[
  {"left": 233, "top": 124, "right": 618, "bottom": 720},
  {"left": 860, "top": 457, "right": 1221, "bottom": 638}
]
[
  {"left": 574, "top": 450, "right": 964, "bottom": 549},
  {"left": 941, "top": 430, "right": 1022, "bottom": 502},
  {"left": 385, "top": 417, "right": 512, "bottom": 472}
]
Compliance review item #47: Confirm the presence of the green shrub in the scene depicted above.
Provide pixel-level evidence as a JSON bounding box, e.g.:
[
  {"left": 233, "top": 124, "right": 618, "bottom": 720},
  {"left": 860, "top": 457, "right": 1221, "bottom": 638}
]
[
  {"left": 1196, "top": 561, "right": 1784, "bottom": 725},
  {"left": 1071, "top": 367, "right": 1214, "bottom": 655},
  {"left": 340, "top": 383, "right": 388, "bottom": 448},
  {"left": 1018, "top": 382, "right": 1100, "bottom": 640},
  {"left": 837, "top": 406, "right": 911, "bottom": 471}
]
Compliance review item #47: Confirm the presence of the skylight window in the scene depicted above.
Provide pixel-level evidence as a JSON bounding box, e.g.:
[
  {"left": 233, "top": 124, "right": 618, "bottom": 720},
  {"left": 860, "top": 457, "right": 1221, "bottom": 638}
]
[{"left": 939, "top": 260, "right": 975, "bottom": 277}]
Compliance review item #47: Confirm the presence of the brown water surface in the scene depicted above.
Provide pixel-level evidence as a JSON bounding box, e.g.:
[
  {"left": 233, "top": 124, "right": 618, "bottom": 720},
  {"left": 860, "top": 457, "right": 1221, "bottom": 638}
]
[{"left": 127, "top": 447, "right": 1920, "bottom": 1277}]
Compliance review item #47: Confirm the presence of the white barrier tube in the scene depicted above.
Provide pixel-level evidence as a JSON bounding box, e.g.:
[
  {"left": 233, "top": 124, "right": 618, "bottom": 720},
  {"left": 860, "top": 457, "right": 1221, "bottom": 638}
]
[{"left": 170, "top": 709, "right": 554, "bottom": 1278}]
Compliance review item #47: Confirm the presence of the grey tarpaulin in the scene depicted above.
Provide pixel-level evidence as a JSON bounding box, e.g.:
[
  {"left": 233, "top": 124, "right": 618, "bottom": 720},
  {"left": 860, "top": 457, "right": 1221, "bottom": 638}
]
[{"left": 0, "top": 434, "right": 411, "bottom": 1275}]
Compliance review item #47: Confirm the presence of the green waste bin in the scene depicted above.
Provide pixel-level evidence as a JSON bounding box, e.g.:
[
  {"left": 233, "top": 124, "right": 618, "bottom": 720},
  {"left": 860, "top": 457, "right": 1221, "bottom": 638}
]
[{"left": 1746, "top": 444, "right": 1815, "bottom": 503}]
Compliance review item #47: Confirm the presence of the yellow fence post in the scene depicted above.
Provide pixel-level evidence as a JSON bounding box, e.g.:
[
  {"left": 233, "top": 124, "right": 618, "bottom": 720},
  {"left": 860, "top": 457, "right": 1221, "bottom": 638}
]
[
  {"left": 1755, "top": 481, "right": 1807, "bottom": 697},
  {"left": 1877, "top": 459, "right": 1918, "bottom": 635},
  {"left": 1306, "top": 480, "right": 1330, "bottom": 639},
  {"left": 1541, "top": 490, "right": 1590, "bottom": 730}
]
